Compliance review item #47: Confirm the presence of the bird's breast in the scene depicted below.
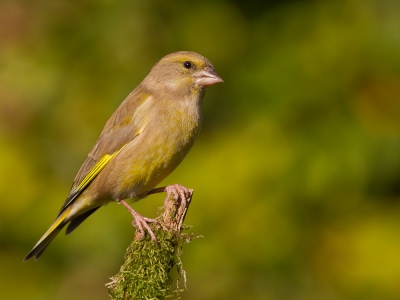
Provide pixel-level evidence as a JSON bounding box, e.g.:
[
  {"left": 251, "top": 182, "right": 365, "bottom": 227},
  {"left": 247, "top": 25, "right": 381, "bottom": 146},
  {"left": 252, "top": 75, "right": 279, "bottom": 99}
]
[{"left": 115, "top": 99, "right": 202, "bottom": 199}]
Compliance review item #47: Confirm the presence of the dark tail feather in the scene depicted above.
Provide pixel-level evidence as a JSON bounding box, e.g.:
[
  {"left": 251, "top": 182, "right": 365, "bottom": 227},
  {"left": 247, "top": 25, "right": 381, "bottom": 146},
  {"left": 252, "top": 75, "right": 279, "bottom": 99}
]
[
  {"left": 66, "top": 206, "right": 100, "bottom": 235},
  {"left": 23, "top": 225, "right": 65, "bottom": 261},
  {"left": 24, "top": 206, "right": 72, "bottom": 261}
]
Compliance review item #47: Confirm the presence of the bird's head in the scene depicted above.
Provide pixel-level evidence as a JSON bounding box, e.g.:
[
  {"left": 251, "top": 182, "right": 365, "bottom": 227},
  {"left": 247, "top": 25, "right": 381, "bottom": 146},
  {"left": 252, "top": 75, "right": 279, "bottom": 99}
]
[{"left": 144, "top": 51, "right": 223, "bottom": 96}]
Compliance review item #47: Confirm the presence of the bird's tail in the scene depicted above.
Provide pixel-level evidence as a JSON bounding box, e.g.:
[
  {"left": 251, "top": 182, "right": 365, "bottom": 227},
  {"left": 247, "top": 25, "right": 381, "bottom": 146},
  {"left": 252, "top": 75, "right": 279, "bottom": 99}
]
[{"left": 23, "top": 206, "right": 72, "bottom": 261}]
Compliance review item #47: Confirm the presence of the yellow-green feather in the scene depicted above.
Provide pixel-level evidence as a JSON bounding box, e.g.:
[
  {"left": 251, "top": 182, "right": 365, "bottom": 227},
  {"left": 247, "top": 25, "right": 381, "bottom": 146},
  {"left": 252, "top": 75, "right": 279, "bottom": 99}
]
[
  {"left": 74, "top": 145, "right": 126, "bottom": 192},
  {"left": 23, "top": 206, "right": 72, "bottom": 261},
  {"left": 60, "top": 144, "right": 127, "bottom": 214}
]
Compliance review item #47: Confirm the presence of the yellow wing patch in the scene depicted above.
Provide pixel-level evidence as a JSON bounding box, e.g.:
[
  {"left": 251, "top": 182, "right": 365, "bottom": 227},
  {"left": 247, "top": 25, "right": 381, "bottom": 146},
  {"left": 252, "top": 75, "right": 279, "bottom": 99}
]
[
  {"left": 73, "top": 144, "right": 126, "bottom": 194},
  {"left": 58, "top": 144, "right": 127, "bottom": 216}
]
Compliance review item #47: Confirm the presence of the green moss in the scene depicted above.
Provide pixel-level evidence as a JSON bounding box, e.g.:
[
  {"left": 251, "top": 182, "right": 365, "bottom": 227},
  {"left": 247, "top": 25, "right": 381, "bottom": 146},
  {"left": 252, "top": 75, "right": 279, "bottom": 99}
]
[{"left": 107, "top": 223, "right": 194, "bottom": 300}]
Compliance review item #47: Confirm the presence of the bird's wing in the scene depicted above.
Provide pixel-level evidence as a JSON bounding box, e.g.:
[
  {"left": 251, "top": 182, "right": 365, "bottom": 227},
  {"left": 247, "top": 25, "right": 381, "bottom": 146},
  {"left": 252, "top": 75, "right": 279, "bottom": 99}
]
[{"left": 57, "top": 88, "right": 151, "bottom": 216}]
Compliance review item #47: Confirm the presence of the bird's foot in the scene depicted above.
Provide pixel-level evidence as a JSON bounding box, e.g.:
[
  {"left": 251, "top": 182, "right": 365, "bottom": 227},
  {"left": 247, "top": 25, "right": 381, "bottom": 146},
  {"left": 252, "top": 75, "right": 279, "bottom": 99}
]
[
  {"left": 145, "top": 184, "right": 193, "bottom": 207},
  {"left": 163, "top": 184, "right": 193, "bottom": 207},
  {"left": 119, "top": 200, "right": 158, "bottom": 242}
]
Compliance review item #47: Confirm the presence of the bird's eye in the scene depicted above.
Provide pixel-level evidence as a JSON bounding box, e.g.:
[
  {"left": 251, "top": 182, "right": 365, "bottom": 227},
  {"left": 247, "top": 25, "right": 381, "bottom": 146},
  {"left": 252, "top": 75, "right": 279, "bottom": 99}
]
[{"left": 183, "top": 61, "right": 192, "bottom": 69}]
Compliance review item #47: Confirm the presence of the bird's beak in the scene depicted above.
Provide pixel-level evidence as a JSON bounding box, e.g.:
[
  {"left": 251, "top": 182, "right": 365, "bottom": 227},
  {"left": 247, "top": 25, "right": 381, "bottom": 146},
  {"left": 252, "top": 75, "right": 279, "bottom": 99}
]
[{"left": 194, "top": 68, "right": 224, "bottom": 87}]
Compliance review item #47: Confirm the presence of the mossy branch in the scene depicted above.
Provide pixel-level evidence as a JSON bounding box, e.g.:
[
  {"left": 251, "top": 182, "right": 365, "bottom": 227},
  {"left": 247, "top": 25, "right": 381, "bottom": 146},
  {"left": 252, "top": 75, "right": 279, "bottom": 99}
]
[{"left": 107, "top": 191, "right": 195, "bottom": 300}]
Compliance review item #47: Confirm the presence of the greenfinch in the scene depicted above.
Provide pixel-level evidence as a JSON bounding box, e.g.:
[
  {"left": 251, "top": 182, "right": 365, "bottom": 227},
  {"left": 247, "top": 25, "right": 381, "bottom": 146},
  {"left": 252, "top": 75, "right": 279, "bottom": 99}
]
[{"left": 24, "top": 51, "right": 223, "bottom": 261}]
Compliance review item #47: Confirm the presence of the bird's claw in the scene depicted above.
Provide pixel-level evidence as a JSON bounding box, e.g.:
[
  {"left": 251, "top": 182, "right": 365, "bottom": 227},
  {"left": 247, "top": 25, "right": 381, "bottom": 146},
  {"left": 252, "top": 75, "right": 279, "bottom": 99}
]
[
  {"left": 164, "top": 184, "right": 193, "bottom": 207},
  {"left": 119, "top": 199, "right": 158, "bottom": 243},
  {"left": 131, "top": 212, "right": 158, "bottom": 243}
]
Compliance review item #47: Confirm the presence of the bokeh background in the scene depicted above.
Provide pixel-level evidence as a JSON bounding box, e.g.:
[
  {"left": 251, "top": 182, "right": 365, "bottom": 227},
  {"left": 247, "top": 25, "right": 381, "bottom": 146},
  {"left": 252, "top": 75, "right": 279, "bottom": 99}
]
[{"left": 2, "top": 0, "right": 400, "bottom": 299}]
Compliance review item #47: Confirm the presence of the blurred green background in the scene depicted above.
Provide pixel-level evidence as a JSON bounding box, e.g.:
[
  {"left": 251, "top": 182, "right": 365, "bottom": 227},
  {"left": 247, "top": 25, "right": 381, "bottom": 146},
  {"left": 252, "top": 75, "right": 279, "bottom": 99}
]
[{"left": 2, "top": 0, "right": 400, "bottom": 299}]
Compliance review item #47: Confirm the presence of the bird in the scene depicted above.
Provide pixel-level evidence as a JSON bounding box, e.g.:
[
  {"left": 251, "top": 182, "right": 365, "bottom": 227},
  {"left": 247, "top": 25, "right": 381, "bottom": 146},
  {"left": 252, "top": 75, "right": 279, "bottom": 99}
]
[{"left": 24, "top": 51, "right": 223, "bottom": 261}]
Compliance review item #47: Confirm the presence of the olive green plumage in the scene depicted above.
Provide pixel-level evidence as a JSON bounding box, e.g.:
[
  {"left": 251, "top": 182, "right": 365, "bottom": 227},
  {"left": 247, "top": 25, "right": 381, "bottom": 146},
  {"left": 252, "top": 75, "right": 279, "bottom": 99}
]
[{"left": 24, "top": 51, "right": 223, "bottom": 261}]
